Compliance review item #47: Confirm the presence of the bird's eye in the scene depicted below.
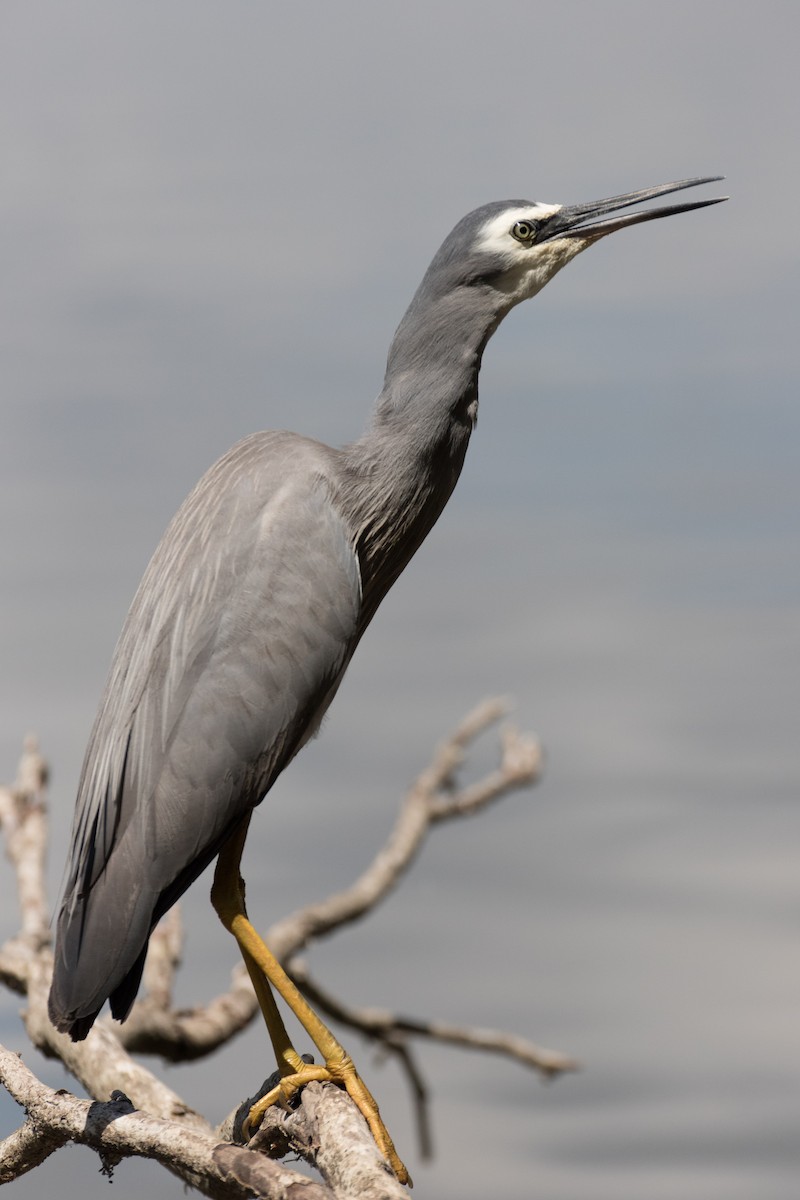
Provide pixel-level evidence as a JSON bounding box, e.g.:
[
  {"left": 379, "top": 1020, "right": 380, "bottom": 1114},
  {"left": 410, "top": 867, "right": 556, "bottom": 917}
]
[{"left": 511, "top": 220, "right": 537, "bottom": 243}]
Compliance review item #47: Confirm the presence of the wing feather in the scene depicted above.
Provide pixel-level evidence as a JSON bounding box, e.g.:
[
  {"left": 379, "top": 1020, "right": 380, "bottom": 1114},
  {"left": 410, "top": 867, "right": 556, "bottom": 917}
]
[{"left": 50, "top": 431, "right": 361, "bottom": 1033}]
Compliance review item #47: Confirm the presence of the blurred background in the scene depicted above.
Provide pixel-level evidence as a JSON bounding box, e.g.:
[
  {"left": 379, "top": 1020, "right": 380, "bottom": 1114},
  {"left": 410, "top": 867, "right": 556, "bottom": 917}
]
[{"left": 1, "top": 2, "right": 798, "bottom": 1197}]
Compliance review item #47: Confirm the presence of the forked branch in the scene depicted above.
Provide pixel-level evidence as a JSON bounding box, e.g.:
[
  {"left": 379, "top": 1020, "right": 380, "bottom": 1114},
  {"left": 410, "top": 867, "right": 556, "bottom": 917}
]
[{"left": 0, "top": 702, "right": 573, "bottom": 1197}]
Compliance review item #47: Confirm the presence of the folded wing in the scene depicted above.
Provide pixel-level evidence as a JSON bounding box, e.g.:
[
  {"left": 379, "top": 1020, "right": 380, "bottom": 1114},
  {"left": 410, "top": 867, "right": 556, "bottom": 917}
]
[{"left": 49, "top": 432, "right": 362, "bottom": 1036}]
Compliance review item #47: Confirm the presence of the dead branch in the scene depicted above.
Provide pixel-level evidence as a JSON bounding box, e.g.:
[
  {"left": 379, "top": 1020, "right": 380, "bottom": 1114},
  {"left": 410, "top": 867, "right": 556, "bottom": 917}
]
[
  {"left": 0, "top": 1044, "right": 333, "bottom": 1199},
  {"left": 0, "top": 702, "right": 568, "bottom": 1194},
  {"left": 266, "top": 699, "right": 543, "bottom": 961},
  {"left": 286, "top": 959, "right": 578, "bottom": 1080},
  {"left": 0, "top": 735, "right": 49, "bottom": 961}
]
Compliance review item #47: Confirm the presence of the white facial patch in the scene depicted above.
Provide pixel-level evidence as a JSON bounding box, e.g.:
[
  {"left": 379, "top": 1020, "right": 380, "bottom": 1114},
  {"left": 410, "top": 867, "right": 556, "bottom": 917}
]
[
  {"left": 475, "top": 201, "right": 590, "bottom": 308},
  {"left": 476, "top": 202, "right": 562, "bottom": 257}
]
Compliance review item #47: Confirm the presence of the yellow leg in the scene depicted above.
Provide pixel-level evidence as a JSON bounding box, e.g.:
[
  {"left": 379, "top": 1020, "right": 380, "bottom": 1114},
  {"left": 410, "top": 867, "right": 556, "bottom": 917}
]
[{"left": 211, "top": 816, "right": 410, "bottom": 1186}]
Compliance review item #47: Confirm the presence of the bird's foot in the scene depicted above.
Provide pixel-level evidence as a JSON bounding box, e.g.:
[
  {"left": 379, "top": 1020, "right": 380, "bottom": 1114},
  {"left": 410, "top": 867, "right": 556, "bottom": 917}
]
[{"left": 244, "top": 1052, "right": 411, "bottom": 1186}]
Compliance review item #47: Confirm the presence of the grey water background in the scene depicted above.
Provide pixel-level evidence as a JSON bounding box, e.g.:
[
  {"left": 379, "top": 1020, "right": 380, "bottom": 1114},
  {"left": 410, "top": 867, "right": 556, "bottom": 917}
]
[{"left": 1, "top": 3, "right": 798, "bottom": 1196}]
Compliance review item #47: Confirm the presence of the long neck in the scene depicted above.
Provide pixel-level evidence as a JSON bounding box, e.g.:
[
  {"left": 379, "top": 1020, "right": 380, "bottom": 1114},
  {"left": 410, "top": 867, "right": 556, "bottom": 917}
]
[{"left": 339, "top": 280, "right": 507, "bottom": 624}]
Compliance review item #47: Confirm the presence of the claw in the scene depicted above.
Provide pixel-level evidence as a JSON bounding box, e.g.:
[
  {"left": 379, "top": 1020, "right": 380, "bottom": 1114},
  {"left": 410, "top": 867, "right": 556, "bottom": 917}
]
[
  {"left": 244, "top": 1054, "right": 411, "bottom": 1185},
  {"left": 244, "top": 1062, "right": 328, "bottom": 1136}
]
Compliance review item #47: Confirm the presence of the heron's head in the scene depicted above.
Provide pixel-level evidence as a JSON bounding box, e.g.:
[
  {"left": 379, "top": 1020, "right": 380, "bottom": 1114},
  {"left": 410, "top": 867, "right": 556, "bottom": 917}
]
[{"left": 425, "top": 177, "right": 727, "bottom": 313}]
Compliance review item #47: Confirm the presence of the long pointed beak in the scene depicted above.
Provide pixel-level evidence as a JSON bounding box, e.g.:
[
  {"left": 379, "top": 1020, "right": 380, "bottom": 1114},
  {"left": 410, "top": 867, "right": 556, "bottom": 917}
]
[{"left": 542, "top": 176, "right": 728, "bottom": 242}]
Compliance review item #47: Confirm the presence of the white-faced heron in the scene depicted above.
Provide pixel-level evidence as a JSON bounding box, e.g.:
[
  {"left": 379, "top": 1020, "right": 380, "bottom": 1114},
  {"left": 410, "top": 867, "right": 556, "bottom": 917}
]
[{"left": 49, "top": 177, "right": 727, "bottom": 1183}]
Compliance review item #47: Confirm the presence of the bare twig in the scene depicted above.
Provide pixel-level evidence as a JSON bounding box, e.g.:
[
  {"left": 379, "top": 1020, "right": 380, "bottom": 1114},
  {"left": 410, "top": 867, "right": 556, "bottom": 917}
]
[
  {"left": 266, "top": 699, "right": 543, "bottom": 962},
  {"left": 141, "top": 906, "right": 183, "bottom": 1008},
  {"left": 288, "top": 959, "right": 578, "bottom": 1081},
  {"left": 0, "top": 735, "right": 50, "bottom": 956}
]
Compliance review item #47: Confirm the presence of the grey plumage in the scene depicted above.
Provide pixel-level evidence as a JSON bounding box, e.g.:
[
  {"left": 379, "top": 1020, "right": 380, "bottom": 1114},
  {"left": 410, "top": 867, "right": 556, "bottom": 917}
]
[{"left": 49, "top": 178, "right": 726, "bottom": 1038}]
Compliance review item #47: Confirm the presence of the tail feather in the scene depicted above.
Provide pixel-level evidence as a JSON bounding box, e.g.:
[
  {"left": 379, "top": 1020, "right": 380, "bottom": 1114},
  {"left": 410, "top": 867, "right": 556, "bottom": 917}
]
[
  {"left": 48, "top": 811, "right": 240, "bottom": 1040},
  {"left": 48, "top": 838, "right": 156, "bottom": 1038}
]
